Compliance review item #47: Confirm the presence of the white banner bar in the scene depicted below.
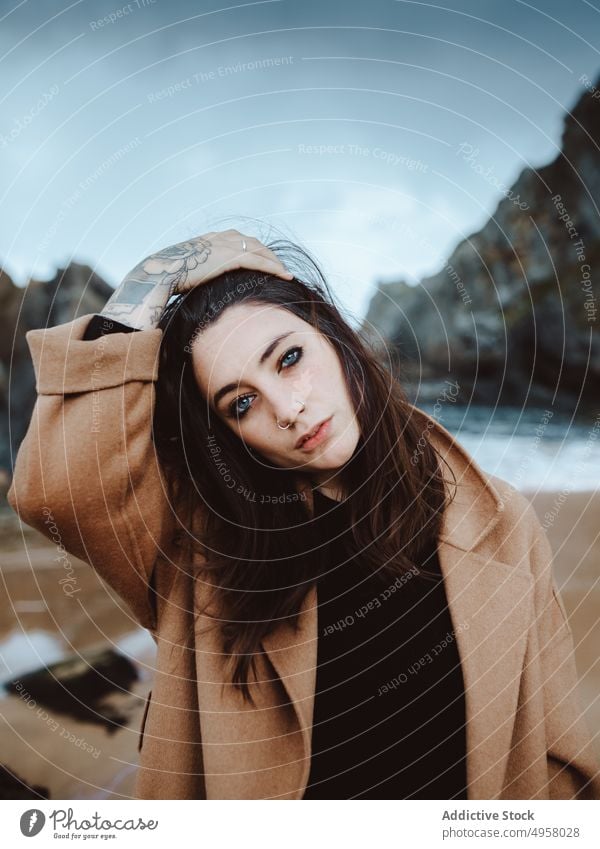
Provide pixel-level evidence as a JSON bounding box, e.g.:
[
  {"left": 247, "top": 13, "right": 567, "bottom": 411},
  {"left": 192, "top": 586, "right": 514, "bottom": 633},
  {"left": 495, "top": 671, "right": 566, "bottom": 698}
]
[{"left": 1, "top": 799, "right": 599, "bottom": 847}]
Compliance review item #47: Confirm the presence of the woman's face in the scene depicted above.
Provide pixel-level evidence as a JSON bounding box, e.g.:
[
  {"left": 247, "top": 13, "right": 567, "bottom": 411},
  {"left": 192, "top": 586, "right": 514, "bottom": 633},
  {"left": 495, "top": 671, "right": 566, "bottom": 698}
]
[{"left": 191, "top": 302, "right": 361, "bottom": 483}]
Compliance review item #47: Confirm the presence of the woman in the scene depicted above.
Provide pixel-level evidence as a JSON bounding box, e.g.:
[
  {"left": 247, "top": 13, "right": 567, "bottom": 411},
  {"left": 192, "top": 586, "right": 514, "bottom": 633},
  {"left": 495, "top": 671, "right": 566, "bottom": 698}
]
[{"left": 8, "top": 230, "right": 600, "bottom": 800}]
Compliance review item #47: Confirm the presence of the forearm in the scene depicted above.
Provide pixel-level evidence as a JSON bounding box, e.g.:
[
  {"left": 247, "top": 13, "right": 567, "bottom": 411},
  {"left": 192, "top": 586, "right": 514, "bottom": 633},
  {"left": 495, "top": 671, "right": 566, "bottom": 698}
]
[
  {"left": 100, "top": 239, "right": 212, "bottom": 330},
  {"left": 99, "top": 260, "right": 178, "bottom": 330}
]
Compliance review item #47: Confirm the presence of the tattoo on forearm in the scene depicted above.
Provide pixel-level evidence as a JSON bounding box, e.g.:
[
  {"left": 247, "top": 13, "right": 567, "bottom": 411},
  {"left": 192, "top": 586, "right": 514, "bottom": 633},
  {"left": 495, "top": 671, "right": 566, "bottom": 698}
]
[
  {"left": 111, "top": 280, "right": 157, "bottom": 304},
  {"left": 100, "top": 238, "right": 212, "bottom": 329}
]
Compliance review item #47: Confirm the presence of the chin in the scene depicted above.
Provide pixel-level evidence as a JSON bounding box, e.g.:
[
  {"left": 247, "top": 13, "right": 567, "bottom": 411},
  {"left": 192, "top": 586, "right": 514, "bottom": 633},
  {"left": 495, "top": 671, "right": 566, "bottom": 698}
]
[{"left": 313, "top": 444, "right": 356, "bottom": 468}]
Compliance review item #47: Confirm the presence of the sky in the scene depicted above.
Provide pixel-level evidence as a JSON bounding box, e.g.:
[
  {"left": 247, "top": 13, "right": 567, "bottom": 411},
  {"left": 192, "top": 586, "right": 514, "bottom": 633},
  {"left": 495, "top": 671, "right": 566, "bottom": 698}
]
[{"left": 1, "top": 0, "right": 599, "bottom": 324}]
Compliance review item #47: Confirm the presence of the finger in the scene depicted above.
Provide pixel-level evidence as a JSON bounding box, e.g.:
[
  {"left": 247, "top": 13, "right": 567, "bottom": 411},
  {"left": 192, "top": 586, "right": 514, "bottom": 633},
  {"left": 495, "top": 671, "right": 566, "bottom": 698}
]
[
  {"left": 230, "top": 239, "right": 293, "bottom": 279},
  {"left": 234, "top": 252, "right": 294, "bottom": 280},
  {"left": 215, "top": 232, "right": 293, "bottom": 278},
  {"left": 226, "top": 234, "right": 266, "bottom": 256},
  {"left": 251, "top": 245, "right": 294, "bottom": 279}
]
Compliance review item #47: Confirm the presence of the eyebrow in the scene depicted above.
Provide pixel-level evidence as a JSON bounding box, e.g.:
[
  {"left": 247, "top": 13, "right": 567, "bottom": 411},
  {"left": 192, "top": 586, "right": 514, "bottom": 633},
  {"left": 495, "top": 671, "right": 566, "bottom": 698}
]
[{"left": 212, "top": 331, "right": 295, "bottom": 410}]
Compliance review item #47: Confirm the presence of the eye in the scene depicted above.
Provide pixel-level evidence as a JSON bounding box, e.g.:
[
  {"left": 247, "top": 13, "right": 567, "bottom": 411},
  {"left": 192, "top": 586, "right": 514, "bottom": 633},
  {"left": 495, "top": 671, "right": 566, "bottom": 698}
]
[
  {"left": 227, "top": 346, "right": 304, "bottom": 420},
  {"left": 279, "top": 345, "right": 303, "bottom": 370},
  {"left": 228, "top": 393, "right": 256, "bottom": 419}
]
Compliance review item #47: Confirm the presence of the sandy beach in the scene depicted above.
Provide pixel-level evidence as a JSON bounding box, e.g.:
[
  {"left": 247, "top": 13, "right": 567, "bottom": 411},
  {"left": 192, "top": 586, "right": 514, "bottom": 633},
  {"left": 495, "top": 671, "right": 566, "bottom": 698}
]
[
  {"left": 0, "top": 488, "right": 598, "bottom": 799},
  {"left": 0, "top": 509, "right": 156, "bottom": 799}
]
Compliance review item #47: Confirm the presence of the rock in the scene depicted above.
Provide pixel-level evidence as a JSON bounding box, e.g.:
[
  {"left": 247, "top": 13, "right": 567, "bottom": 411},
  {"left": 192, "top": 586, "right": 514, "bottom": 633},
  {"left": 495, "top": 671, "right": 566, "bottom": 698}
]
[
  {"left": 6, "top": 647, "right": 139, "bottom": 734},
  {"left": 363, "top": 76, "right": 600, "bottom": 414},
  {"left": 0, "top": 263, "right": 112, "bottom": 483},
  {"left": 0, "top": 764, "right": 49, "bottom": 799}
]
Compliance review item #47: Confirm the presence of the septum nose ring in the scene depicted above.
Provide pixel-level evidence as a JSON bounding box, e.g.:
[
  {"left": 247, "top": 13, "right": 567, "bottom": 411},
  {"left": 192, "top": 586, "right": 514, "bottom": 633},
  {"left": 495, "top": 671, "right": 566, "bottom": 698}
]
[{"left": 277, "top": 400, "right": 305, "bottom": 429}]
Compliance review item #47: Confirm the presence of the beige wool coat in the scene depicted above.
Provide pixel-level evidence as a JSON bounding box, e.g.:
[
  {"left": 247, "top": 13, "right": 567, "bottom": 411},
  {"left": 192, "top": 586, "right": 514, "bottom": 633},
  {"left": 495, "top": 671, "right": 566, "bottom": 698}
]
[{"left": 7, "top": 312, "right": 600, "bottom": 801}]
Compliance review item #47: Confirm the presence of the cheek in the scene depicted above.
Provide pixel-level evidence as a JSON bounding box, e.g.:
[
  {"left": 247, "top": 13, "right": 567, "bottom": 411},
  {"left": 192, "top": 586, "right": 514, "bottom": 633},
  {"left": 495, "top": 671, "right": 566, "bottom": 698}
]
[
  {"left": 316, "top": 355, "right": 347, "bottom": 400},
  {"left": 235, "top": 420, "right": 278, "bottom": 455},
  {"left": 302, "top": 354, "right": 337, "bottom": 392}
]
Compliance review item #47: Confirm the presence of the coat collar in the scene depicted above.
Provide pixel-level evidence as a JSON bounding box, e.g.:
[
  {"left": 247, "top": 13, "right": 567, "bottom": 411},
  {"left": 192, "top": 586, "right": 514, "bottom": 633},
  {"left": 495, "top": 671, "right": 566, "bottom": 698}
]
[{"left": 260, "top": 407, "right": 534, "bottom": 800}]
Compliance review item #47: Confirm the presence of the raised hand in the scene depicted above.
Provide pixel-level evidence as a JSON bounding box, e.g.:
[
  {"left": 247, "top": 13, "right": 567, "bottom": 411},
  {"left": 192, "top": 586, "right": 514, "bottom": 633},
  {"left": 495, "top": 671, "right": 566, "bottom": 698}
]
[{"left": 100, "top": 230, "right": 293, "bottom": 330}]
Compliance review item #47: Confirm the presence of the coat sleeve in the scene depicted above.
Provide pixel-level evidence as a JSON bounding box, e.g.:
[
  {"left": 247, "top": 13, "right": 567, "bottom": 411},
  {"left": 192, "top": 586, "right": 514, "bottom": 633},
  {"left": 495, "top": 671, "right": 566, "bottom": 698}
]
[
  {"left": 527, "top": 508, "right": 600, "bottom": 799},
  {"left": 6, "top": 312, "right": 178, "bottom": 633}
]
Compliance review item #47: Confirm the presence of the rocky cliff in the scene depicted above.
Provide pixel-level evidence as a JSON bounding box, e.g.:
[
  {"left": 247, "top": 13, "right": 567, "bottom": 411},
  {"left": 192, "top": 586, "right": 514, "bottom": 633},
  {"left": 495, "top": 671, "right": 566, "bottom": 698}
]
[
  {"left": 363, "top": 76, "right": 600, "bottom": 414},
  {"left": 0, "top": 265, "right": 112, "bottom": 487}
]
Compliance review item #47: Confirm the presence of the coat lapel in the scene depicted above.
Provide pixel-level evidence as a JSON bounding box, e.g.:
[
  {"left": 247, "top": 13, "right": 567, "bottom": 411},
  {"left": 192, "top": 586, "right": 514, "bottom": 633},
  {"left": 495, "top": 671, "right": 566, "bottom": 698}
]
[
  {"left": 261, "top": 585, "right": 318, "bottom": 795},
  {"left": 436, "top": 542, "right": 533, "bottom": 799},
  {"left": 259, "top": 409, "right": 534, "bottom": 800}
]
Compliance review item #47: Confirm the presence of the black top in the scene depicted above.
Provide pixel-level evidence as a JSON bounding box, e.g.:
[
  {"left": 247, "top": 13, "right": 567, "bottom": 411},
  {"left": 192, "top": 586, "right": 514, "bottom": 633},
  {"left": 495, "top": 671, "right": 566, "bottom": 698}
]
[
  {"left": 82, "top": 314, "right": 138, "bottom": 340},
  {"left": 303, "top": 489, "right": 468, "bottom": 799}
]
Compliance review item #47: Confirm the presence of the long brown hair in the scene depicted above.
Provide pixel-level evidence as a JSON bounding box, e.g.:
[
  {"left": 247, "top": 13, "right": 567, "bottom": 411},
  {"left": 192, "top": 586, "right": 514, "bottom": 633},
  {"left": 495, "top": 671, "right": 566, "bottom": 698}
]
[{"left": 153, "top": 240, "right": 455, "bottom": 703}]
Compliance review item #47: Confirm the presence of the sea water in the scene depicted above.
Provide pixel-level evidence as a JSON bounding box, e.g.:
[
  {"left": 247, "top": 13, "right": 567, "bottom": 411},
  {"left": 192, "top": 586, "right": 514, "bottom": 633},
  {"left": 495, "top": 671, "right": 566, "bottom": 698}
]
[{"left": 419, "top": 404, "right": 600, "bottom": 492}]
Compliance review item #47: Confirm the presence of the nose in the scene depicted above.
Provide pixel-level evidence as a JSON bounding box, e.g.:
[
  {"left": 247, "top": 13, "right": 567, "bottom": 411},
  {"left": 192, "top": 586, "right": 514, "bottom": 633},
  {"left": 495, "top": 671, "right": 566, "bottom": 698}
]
[
  {"left": 271, "top": 390, "right": 304, "bottom": 429},
  {"left": 273, "top": 401, "right": 302, "bottom": 428}
]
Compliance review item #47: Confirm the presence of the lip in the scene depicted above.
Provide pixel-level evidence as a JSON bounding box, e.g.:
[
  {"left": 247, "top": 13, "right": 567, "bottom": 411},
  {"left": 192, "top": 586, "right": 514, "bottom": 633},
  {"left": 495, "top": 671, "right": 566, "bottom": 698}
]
[{"left": 295, "top": 416, "right": 333, "bottom": 451}]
